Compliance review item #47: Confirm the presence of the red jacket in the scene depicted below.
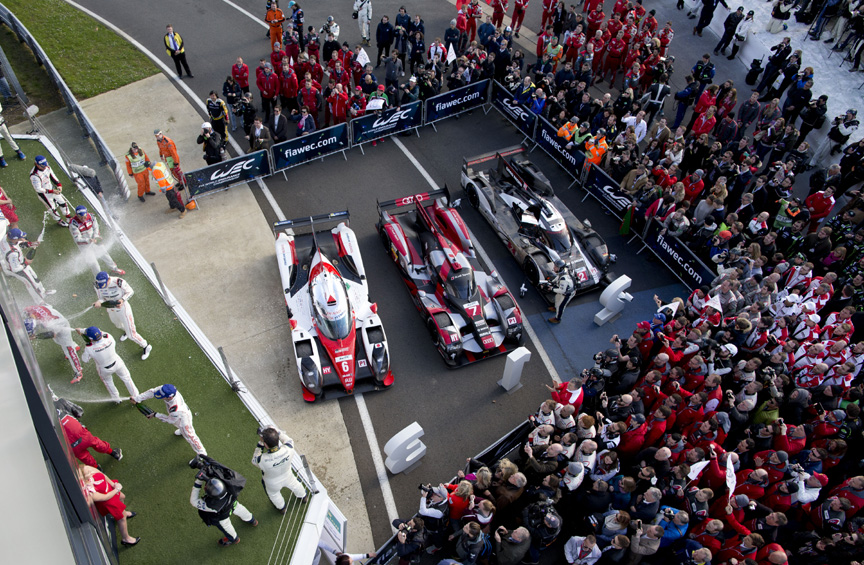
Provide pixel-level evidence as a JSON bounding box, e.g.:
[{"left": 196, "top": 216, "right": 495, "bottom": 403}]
[
  {"left": 691, "top": 113, "right": 717, "bottom": 137},
  {"left": 682, "top": 176, "right": 705, "bottom": 202},
  {"left": 299, "top": 86, "right": 320, "bottom": 111},
  {"left": 232, "top": 63, "right": 249, "bottom": 88},
  {"left": 617, "top": 421, "right": 648, "bottom": 459},
  {"left": 804, "top": 191, "right": 836, "bottom": 220},
  {"left": 257, "top": 71, "right": 280, "bottom": 99},
  {"left": 606, "top": 37, "right": 627, "bottom": 59},
  {"left": 643, "top": 417, "right": 668, "bottom": 447},
  {"left": 279, "top": 69, "right": 299, "bottom": 98},
  {"left": 270, "top": 49, "right": 286, "bottom": 70},
  {"left": 328, "top": 91, "right": 350, "bottom": 120},
  {"left": 693, "top": 91, "right": 717, "bottom": 115}
]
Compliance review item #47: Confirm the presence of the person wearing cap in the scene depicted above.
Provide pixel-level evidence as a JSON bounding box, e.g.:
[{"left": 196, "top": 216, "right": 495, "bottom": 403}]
[
  {"left": 124, "top": 142, "right": 153, "bottom": 203},
  {"left": 92, "top": 270, "right": 151, "bottom": 360},
  {"left": 197, "top": 122, "right": 223, "bottom": 166},
  {"left": 30, "top": 154, "right": 73, "bottom": 226},
  {"left": 69, "top": 205, "right": 124, "bottom": 275},
  {"left": 584, "top": 128, "right": 608, "bottom": 165},
  {"left": 547, "top": 259, "right": 575, "bottom": 324},
  {"left": 154, "top": 129, "right": 182, "bottom": 182},
  {"left": 714, "top": 6, "right": 745, "bottom": 56},
  {"left": 164, "top": 25, "right": 192, "bottom": 79},
  {"left": 725, "top": 10, "right": 754, "bottom": 61},
  {"left": 320, "top": 15, "right": 341, "bottom": 41},
  {"left": 0, "top": 101, "right": 25, "bottom": 167},
  {"left": 79, "top": 326, "right": 140, "bottom": 404},
  {"left": 131, "top": 384, "right": 206, "bottom": 455},
  {"left": 149, "top": 161, "right": 186, "bottom": 218},
  {"left": 810, "top": 109, "right": 860, "bottom": 167},
  {"left": 0, "top": 227, "right": 54, "bottom": 302},
  {"left": 416, "top": 483, "right": 449, "bottom": 554}
]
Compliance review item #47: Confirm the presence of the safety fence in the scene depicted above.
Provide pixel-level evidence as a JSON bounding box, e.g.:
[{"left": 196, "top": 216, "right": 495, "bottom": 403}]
[
  {"left": 0, "top": 4, "right": 132, "bottom": 200},
  {"left": 487, "top": 80, "right": 715, "bottom": 291},
  {"left": 367, "top": 420, "right": 534, "bottom": 565},
  {"left": 183, "top": 80, "right": 492, "bottom": 200}
]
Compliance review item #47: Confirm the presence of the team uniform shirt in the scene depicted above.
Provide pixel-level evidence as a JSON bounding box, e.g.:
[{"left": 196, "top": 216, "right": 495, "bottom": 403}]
[
  {"left": 135, "top": 386, "right": 206, "bottom": 455},
  {"left": 251, "top": 427, "right": 306, "bottom": 503},
  {"left": 24, "top": 304, "right": 82, "bottom": 376},
  {"left": 94, "top": 277, "right": 148, "bottom": 349},
  {"left": 1, "top": 237, "right": 49, "bottom": 301},
  {"left": 30, "top": 163, "right": 72, "bottom": 223}
]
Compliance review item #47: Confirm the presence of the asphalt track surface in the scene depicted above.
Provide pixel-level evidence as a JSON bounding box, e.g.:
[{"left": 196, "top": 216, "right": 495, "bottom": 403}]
[{"left": 76, "top": 0, "right": 707, "bottom": 547}]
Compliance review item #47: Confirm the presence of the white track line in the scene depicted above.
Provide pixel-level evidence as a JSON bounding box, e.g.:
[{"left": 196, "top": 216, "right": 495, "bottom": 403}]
[
  {"left": 65, "top": 0, "right": 287, "bottom": 221},
  {"left": 212, "top": 0, "right": 400, "bottom": 528},
  {"left": 391, "top": 137, "right": 562, "bottom": 384}
]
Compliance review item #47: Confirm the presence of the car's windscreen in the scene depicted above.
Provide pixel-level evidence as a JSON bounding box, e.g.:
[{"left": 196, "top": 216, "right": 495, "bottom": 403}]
[{"left": 445, "top": 269, "right": 477, "bottom": 301}]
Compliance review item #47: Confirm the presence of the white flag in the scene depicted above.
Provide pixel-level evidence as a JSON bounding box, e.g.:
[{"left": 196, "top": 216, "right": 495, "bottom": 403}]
[
  {"left": 446, "top": 43, "right": 457, "bottom": 64},
  {"left": 725, "top": 452, "right": 737, "bottom": 501},
  {"left": 687, "top": 460, "right": 710, "bottom": 481},
  {"left": 356, "top": 48, "right": 370, "bottom": 68},
  {"left": 705, "top": 293, "right": 723, "bottom": 314}
]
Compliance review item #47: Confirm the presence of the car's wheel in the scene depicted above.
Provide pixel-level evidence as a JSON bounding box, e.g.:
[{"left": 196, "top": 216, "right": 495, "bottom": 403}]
[
  {"left": 378, "top": 225, "right": 392, "bottom": 254},
  {"left": 523, "top": 256, "right": 542, "bottom": 287},
  {"left": 466, "top": 183, "right": 481, "bottom": 209},
  {"left": 426, "top": 315, "right": 441, "bottom": 344}
]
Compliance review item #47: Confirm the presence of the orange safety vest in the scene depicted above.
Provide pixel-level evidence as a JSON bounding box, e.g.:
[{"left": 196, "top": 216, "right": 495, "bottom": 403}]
[
  {"left": 585, "top": 137, "right": 608, "bottom": 164},
  {"left": 151, "top": 162, "right": 175, "bottom": 192},
  {"left": 557, "top": 122, "right": 577, "bottom": 141}
]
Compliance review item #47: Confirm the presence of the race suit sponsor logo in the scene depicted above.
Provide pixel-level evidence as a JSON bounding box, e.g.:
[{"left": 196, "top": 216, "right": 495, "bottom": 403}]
[{"left": 656, "top": 234, "right": 703, "bottom": 285}]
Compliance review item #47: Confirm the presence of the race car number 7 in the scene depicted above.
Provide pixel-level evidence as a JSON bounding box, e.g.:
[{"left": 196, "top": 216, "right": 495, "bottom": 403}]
[{"left": 465, "top": 301, "right": 481, "bottom": 317}]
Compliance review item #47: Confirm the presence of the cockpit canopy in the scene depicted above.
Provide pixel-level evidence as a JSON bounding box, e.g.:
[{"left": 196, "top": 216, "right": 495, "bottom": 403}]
[{"left": 310, "top": 269, "right": 352, "bottom": 340}]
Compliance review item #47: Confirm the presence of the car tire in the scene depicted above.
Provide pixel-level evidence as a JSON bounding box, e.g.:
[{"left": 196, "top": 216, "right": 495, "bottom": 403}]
[
  {"left": 425, "top": 315, "right": 441, "bottom": 344},
  {"left": 466, "top": 183, "right": 481, "bottom": 209},
  {"left": 523, "top": 256, "right": 542, "bottom": 287}
]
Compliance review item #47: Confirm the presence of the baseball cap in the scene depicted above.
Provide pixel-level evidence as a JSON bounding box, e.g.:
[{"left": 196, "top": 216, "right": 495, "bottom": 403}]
[
  {"left": 722, "top": 344, "right": 738, "bottom": 356},
  {"left": 155, "top": 384, "right": 178, "bottom": 399},
  {"left": 637, "top": 321, "right": 651, "bottom": 330},
  {"left": 784, "top": 294, "right": 801, "bottom": 303},
  {"left": 154, "top": 129, "right": 162, "bottom": 135},
  {"left": 431, "top": 485, "right": 448, "bottom": 499},
  {"left": 812, "top": 473, "right": 829, "bottom": 486},
  {"left": 734, "top": 494, "right": 749, "bottom": 506},
  {"left": 775, "top": 451, "right": 789, "bottom": 463},
  {"left": 378, "top": 84, "right": 385, "bottom": 91},
  {"left": 719, "top": 230, "right": 733, "bottom": 240},
  {"left": 327, "top": 16, "right": 334, "bottom": 22},
  {"left": 567, "top": 462, "right": 584, "bottom": 476},
  {"left": 8, "top": 228, "right": 25, "bottom": 239},
  {"left": 201, "top": 122, "right": 212, "bottom": 129},
  {"left": 130, "top": 142, "right": 139, "bottom": 149},
  {"left": 808, "top": 314, "right": 821, "bottom": 323},
  {"left": 35, "top": 155, "right": 48, "bottom": 166}
]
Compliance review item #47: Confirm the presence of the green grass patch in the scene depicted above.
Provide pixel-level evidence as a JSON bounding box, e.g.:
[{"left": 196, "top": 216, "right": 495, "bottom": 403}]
[
  {"left": 1, "top": 0, "right": 158, "bottom": 99},
  {"left": 0, "top": 25, "right": 63, "bottom": 124},
  {"left": 4, "top": 139, "right": 304, "bottom": 563}
]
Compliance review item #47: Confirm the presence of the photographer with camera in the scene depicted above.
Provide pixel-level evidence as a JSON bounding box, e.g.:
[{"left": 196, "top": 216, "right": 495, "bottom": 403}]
[
  {"left": 391, "top": 517, "right": 426, "bottom": 564},
  {"left": 493, "top": 526, "right": 531, "bottom": 565},
  {"left": 252, "top": 426, "right": 308, "bottom": 514},
  {"left": 417, "top": 483, "right": 449, "bottom": 554},
  {"left": 809, "top": 109, "right": 860, "bottom": 168},
  {"left": 189, "top": 454, "right": 257, "bottom": 547},
  {"left": 521, "top": 498, "right": 562, "bottom": 564}
]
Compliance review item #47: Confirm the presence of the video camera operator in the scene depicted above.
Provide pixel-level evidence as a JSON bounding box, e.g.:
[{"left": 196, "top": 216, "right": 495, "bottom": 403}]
[
  {"left": 522, "top": 498, "right": 562, "bottom": 563},
  {"left": 417, "top": 483, "right": 449, "bottom": 554},
  {"left": 234, "top": 91, "right": 258, "bottom": 137},
  {"left": 706, "top": 342, "right": 737, "bottom": 377},
  {"left": 189, "top": 454, "right": 258, "bottom": 546}
]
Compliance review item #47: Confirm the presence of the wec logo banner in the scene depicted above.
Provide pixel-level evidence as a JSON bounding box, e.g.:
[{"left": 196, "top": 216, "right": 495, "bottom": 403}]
[
  {"left": 584, "top": 165, "right": 634, "bottom": 219},
  {"left": 184, "top": 150, "right": 270, "bottom": 196},
  {"left": 351, "top": 101, "right": 422, "bottom": 145},
  {"left": 272, "top": 124, "right": 348, "bottom": 172},
  {"left": 491, "top": 81, "right": 536, "bottom": 138}
]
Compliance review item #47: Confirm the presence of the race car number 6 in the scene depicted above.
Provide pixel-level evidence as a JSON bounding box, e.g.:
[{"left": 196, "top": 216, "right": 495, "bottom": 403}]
[{"left": 341, "top": 361, "right": 351, "bottom": 372}]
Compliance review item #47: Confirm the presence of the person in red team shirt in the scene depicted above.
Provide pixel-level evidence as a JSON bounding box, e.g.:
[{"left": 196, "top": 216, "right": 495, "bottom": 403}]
[
  {"left": 596, "top": 29, "right": 626, "bottom": 86},
  {"left": 587, "top": 3, "right": 606, "bottom": 36},
  {"left": 541, "top": 0, "right": 557, "bottom": 30},
  {"left": 466, "top": 0, "right": 482, "bottom": 41},
  {"left": 511, "top": 0, "right": 529, "bottom": 36},
  {"left": 490, "top": 0, "right": 508, "bottom": 29},
  {"left": 232, "top": 56, "right": 250, "bottom": 94}
]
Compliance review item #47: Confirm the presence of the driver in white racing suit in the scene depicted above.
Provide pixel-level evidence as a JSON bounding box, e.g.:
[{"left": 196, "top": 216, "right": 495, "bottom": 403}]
[
  {"left": 30, "top": 155, "right": 73, "bottom": 227},
  {"left": 69, "top": 205, "right": 124, "bottom": 276},
  {"left": 132, "top": 384, "right": 207, "bottom": 455},
  {"left": 548, "top": 260, "right": 575, "bottom": 324},
  {"left": 93, "top": 271, "right": 151, "bottom": 360},
  {"left": 23, "top": 304, "right": 83, "bottom": 383},
  {"left": 1, "top": 227, "right": 54, "bottom": 302},
  {"left": 252, "top": 427, "right": 308, "bottom": 512},
  {"left": 80, "top": 326, "right": 140, "bottom": 403}
]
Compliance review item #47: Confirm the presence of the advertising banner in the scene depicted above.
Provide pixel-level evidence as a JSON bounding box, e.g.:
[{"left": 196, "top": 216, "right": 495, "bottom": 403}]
[
  {"left": 184, "top": 151, "right": 270, "bottom": 197},
  {"left": 533, "top": 116, "right": 584, "bottom": 178},
  {"left": 351, "top": 101, "right": 422, "bottom": 145},
  {"left": 490, "top": 81, "right": 536, "bottom": 139},
  {"left": 425, "top": 79, "right": 490, "bottom": 123},
  {"left": 583, "top": 164, "right": 637, "bottom": 220},
  {"left": 271, "top": 124, "right": 349, "bottom": 172},
  {"left": 643, "top": 220, "right": 716, "bottom": 290}
]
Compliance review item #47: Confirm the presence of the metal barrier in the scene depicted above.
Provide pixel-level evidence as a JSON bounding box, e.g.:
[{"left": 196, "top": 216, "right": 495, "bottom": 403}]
[
  {"left": 183, "top": 149, "right": 270, "bottom": 198},
  {"left": 0, "top": 4, "right": 131, "bottom": 200},
  {"left": 271, "top": 123, "right": 349, "bottom": 175},
  {"left": 350, "top": 100, "right": 423, "bottom": 149},
  {"left": 425, "top": 79, "right": 491, "bottom": 127},
  {"left": 489, "top": 80, "right": 537, "bottom": 142}
]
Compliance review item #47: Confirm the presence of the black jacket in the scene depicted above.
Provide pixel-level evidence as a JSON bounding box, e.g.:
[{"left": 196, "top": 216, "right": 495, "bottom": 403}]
[{"left": 270, "top": 113, "right": 289, "bottom": 143}]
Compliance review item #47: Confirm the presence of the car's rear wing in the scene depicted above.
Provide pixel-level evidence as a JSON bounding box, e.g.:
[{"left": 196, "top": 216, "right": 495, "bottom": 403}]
[
  {"left": 462, "top": 145, "right": 526, "bottom": 179},
  {"left": 273, "top": 210, "right": 350, "bottom": 233},
  {"left": 377, "top": 186, "right": 453, "bottom": 213}
]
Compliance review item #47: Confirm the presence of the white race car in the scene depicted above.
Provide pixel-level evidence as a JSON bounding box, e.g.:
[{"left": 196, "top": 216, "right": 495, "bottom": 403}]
[{"left": 275, "top": 211, "right": 393, "bottom": 402}]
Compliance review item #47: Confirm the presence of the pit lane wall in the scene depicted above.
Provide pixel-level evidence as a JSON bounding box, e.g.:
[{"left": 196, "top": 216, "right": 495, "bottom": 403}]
[
  {"left": 0, "top": 4, "right": 131, "bottom": 201},
  {"left": 9, "top": 133, "right": 340, "bottom": 564}
]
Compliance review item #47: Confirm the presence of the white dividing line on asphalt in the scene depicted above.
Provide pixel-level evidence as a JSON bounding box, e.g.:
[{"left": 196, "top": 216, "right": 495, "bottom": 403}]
[
  {"left": 391, "top": 137, "right": 563, "bottom": 384},
  {"left": 219, "top": 0, "right": 269, "bottom": 28},
  {"left": 65, "top": 0, "right": 287, "bottom": 222},
  {"left": 354, "top": 394, "right": 400, "bottom": 529}
]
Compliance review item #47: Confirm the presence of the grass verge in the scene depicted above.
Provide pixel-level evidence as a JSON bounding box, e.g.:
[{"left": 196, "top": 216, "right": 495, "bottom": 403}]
[
  {"left": 0, "top": 24, "right": 63, "bottom": 124},
  {"left": 1, "top": 0, "right": 158, "bottom": 99},
  {"left": 3, "top": 139, "right": 304, "bottom": 563}
]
